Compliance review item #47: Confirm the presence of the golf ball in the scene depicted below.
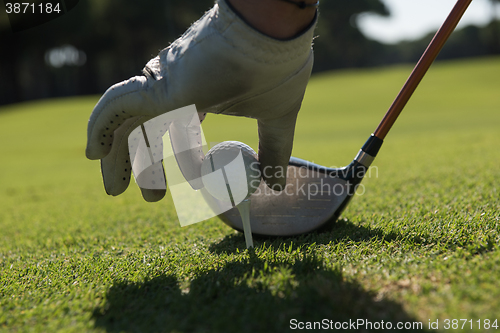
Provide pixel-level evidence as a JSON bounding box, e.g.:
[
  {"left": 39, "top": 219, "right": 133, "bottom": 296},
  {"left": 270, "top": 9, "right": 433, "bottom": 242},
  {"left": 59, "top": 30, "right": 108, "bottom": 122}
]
[{"left": 201, "top": 141, "right": 261, "bottom": 203}]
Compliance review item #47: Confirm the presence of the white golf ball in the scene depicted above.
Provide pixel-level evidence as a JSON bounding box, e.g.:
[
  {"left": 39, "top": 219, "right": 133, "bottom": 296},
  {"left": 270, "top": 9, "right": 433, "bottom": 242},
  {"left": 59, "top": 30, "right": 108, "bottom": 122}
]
[{"left": 201, "top": 141, "right": 261, "bottom": 203}]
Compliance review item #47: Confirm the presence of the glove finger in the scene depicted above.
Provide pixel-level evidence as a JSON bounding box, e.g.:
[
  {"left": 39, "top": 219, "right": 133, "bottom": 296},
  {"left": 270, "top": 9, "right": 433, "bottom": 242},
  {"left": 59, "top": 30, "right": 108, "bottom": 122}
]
[
  {"left": 169, "top": 116, "right": 205, "bottom": 190},
  {"left": 257, "top": 103, "right": 301, "bottom": 191},
  {"left": 100, "top": 116, "right": 147, "bottom": 196},
  {"left": 127, "top": 116, "right": 169, "bottom": 202},
  {"left": 140, "top": 188, "right": 166, "bottom": 202},
  {"left": 133, "top": 159, "right": 167, "bottom": 201},
  {"left": 86, "top": 76, "right": 152, "bottom": 160},
  {"left": 139, "top": 163, "right": 167, "bottom": 203},
  {"left": 130, "top": 107, "right": 203, "bottom": 200}
]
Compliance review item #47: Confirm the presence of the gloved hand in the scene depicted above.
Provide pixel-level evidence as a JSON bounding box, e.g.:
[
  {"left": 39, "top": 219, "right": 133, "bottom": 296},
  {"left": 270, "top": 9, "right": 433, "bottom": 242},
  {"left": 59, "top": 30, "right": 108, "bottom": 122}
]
[{"left": 86, "top": 0, "right": 317, "bottom": 202}]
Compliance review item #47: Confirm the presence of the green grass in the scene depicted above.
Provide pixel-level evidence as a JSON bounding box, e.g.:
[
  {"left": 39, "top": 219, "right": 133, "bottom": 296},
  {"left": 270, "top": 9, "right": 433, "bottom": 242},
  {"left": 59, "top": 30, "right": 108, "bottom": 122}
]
[{"left": 1, "top": 56, "right": 499, "bottom": 332}]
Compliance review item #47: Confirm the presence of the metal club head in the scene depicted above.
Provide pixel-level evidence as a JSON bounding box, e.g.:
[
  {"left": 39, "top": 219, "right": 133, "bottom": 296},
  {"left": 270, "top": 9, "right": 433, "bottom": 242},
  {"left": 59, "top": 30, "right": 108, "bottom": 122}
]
[
  {"left": 216, "top": 0, "right": 474, "bottom": 237},
  {"left": 218, "top": 135, "right": 383, "bottom": 236}
]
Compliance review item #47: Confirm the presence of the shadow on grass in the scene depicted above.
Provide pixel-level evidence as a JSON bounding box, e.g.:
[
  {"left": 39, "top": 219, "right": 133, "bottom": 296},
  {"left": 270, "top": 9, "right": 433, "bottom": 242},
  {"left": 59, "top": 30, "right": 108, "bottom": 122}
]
[
  {"left": 92, "top": 252, "right": 430, "bottom": 333},
  {"left": 209, "top": 218, "right": 416, "bottom": 255}
]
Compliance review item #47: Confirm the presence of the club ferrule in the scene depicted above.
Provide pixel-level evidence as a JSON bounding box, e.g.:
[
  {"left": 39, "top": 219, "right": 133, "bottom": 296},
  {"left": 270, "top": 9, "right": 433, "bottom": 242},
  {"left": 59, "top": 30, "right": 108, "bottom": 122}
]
[{"left": 354, "top": 150, "right": 375, "bottom": 167}]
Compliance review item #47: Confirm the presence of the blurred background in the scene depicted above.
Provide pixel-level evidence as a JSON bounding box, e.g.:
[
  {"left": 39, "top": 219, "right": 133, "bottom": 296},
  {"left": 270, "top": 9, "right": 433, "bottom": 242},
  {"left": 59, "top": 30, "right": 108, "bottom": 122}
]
[{"left": 0, "top": 0, "right": 499, "bottom": 106}]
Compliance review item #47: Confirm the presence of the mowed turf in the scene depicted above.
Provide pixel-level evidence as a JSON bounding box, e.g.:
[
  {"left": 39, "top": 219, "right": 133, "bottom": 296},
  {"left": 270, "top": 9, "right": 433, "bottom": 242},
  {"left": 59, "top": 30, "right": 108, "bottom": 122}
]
[{"left": 0, "top": 56, "right": 499, "bottom": 332}]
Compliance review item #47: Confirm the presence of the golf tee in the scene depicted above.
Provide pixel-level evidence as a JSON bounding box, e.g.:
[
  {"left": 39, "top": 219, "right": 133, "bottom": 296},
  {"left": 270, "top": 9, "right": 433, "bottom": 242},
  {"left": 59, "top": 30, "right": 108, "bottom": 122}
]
[{"left": 236, "top": 199, "right": 254, "bottom": 249}]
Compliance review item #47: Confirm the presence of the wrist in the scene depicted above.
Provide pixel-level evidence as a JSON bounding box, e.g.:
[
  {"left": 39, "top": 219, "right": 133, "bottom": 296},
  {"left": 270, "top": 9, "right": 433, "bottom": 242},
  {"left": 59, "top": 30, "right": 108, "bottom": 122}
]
[{"left": 226, "top": 0, "right": 318, "bottom": 40}]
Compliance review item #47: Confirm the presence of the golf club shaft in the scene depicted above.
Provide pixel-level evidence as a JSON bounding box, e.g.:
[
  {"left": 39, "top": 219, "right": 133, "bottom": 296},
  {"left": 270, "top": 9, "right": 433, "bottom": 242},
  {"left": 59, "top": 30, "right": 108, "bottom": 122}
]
[{"left": 373, "top": 0, "right": 473, "bottom": 140}]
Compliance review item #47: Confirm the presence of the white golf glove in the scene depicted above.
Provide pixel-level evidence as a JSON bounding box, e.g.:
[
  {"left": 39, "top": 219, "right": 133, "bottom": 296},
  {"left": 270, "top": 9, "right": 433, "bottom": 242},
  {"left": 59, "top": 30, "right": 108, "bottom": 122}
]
[{"left": 86, "top": 0, "right": 317, "bottom": 202}]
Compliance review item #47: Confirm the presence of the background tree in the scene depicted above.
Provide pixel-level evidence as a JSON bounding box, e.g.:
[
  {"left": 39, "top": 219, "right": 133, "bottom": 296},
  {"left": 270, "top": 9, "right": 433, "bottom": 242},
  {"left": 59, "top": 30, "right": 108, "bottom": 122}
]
[
  {"left": 489, "top": 0, "right": 500, "bottom": 53},
  {"left": 1, "top": 0, "right": 497, "bottom": 106},
  {"left": 312, "top": 0, "right": 390, "bottom": 72}
]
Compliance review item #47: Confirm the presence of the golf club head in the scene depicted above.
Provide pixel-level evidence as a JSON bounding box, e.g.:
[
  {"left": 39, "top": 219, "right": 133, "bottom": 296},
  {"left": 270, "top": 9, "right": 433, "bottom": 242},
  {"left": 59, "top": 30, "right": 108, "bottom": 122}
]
[
  {"left": 218, "top": 0, "right": 472, "bottom": 237},
  {"left": 217, "top": 135, "right": 383, "bottom": 236}
]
